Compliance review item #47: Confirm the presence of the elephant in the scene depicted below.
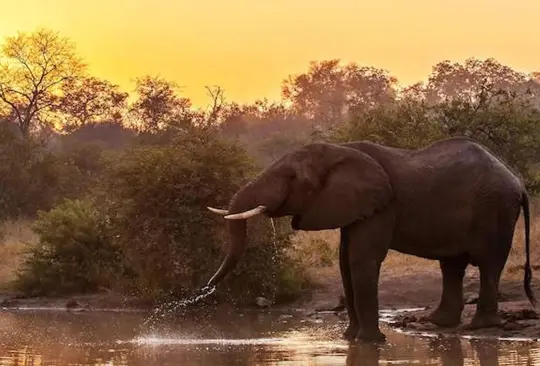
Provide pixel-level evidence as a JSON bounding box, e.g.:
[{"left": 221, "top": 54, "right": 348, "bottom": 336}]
[{"left": 206, "top": 136, "right": 536, "bottom": 342}]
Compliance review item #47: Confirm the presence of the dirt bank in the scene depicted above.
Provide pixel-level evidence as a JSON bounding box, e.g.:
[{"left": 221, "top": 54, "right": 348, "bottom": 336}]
[
  {"left": 1, "top": 261, "right": 539, "bottom": 340},
  {"left": 381, "top": 270, "right": 540, "bottom": 340},
  {"left": 290, "top": 265, "right": 540, "bottom": 340}
]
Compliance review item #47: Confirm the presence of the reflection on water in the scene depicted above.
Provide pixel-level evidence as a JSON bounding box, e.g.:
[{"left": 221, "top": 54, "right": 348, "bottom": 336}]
[{"left": 0, "top": 308, "right": 537, "bottom": 365}]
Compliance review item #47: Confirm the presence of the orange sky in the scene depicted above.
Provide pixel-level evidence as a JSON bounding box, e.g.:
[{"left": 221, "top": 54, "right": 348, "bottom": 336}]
[{"left": 1, "top": 0, "right": 539, "bottom": 107}]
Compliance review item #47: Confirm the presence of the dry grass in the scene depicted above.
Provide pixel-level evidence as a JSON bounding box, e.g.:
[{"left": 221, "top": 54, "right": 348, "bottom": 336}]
[
  {"left": 503, "top": 216, "right": 540, "bottom": 280},
  {"left": 290, "top": 229, "right": 437, "bottom": 288},
  {"left": 2, "top": 201, "right": 539, "bottom": 295},
  {"left": 0, "top": 219, "right": 37, "bottom": 289}
]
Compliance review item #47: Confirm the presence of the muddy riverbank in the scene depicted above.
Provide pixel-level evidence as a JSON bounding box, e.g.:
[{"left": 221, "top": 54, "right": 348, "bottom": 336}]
[
  {"left": 1, "top": 265, "right": 539, "bottom": 342},
  {"left": 291, "top": 267, "right": 540, "bottom": 341}
]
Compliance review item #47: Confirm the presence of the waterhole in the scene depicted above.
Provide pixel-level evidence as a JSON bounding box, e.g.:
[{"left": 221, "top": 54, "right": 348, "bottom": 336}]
[{"left": 0, "top": 307, "right": 537, "bottom": 365}]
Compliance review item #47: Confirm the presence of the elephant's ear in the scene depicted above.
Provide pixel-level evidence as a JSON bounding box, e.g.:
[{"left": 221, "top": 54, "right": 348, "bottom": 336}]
[{"left": 292, "top": 148, "right": 393, "bottom": 230}]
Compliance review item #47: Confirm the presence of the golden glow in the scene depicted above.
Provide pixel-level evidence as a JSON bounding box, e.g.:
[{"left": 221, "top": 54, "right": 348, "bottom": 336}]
[{"left": 1, "top": 0, "right": 539, "bottom": 107}]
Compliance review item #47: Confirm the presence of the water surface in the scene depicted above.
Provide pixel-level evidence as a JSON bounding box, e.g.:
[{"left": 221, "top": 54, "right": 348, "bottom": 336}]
[{"left": 0, "top": 307, "right": 538, "bottom": 365}]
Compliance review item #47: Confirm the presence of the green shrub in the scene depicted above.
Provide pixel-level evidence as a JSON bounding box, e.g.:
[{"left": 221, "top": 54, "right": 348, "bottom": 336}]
[
  {"left": 0, "top": 129, "right": 85, "bottom": 220},
  {"left": 100, "top": 133, "right": 310, "bottom": 303},
  {"left": 333, "top": 99, "right": 444, "bottom": 149},
  {"left": 15, "top": 199, "right": 120, "bottom": 296}
]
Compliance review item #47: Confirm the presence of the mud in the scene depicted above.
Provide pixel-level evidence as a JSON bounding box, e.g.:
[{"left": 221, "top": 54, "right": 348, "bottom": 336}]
[
  {"left": 288, "top": 266, "right": 540, "bottom": 341},
  {"left": 387, "top": 301, "right": 540, "bottom": 340},
  {"left": 1, "top": 266, "right": 539, "bottom": 342}
]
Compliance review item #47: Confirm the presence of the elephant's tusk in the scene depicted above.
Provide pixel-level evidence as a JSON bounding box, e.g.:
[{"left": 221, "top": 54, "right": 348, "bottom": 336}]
[
  {"left": 224, "top": 205, "right": 267, "bottom": 220},
  {"left": 207, "top": 207, "right": 229, "bottom": 215}
]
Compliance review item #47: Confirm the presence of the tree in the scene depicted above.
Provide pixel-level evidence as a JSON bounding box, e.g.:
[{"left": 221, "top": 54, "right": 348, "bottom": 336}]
[
  {"left": 281, "top": 59, "right": 397, "bottom": 125},
  {"left": 56, "top": 76, "right": 128, "bottom": 131},
  {"left": 424, "top": 58, "right": 540, "bottom": 105},
  {"left": 219, "top": 98, "right": 313, "bottom": 164},
  {"left": 335, "top": 98, "right": 444, "bottom": 150},
  {"left": 128, "top": 75, "right": 191, "bottom": 133},
  {"left": 0, "top": 28, "right": 86, "bottom": 137}
]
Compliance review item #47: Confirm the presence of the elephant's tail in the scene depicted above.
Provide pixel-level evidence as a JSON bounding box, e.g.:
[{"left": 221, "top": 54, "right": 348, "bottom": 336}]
[{"left": 522, "top": 190, "right": 537, "bottom": 307}]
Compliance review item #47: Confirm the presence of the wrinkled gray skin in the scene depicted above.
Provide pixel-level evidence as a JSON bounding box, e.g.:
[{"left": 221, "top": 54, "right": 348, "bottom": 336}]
[{"left": 206, "top": 137, "right": 536, "bottom": 342}]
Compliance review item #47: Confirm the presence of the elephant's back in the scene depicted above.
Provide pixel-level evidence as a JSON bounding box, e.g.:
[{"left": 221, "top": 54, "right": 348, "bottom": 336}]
[
  {"left": 390, "top": 138, "right": 523, "bottom": 258},
  {"left": 406, "top": 137, "right": 523, "bottom": 191}
]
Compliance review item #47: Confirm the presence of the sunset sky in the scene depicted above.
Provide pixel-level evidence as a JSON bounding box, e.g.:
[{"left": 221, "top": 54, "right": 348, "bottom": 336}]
[{"left": 1, "top": 0, "right": 539, "bottom": 107}]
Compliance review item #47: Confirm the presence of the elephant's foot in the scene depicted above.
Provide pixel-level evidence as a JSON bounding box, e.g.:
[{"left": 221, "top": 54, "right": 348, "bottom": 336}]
[
  {"left": 355, "top": 328, "right": 386, "bottom": 343},
  {"left": 427, "top": 308, "right": 462, "bottom": 328},
  {"left": 343, "top": 324, "right": 359, "bottom": 341},
  {"left": 465, "top": 313, "right": 502, "bottom": 330}
]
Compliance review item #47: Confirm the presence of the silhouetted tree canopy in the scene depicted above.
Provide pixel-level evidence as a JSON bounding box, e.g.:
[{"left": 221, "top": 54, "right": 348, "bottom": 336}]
[
  {"left": 56, "top": 76, "right": 128, "bottom": 131},
  {"left": 128, "top": 75, "right": 192, "bottom": 133},
  {"left": 281, "top": 59, "right": 398, "bottom": 125}
]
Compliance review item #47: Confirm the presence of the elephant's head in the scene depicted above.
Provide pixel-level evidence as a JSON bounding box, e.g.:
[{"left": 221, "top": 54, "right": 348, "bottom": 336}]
[{"left": 205, "top": 142, "right": 393, "bottom": 287}]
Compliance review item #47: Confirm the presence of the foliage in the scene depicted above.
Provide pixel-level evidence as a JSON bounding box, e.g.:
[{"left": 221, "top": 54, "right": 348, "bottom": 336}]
[
  {"left": 0, "top": 28, "right": 86, "bottom": 137},
  {"left": 219, "top": 99, "right": 314, "bottom": 165},
  {"left": 335, "top": 98, "right": 445, "bottom": 149},
  {"left": 335, "top": 88, "right": 540, "bottom": 191},
  {"left": 61, "top": 121, "right": 135, "bottom": 151},
  {"left": 282, "top": 59, "right": 398, "bottom": 125},
  {"left": 56, "top": 77, "right": 129, "bottom": 131},
  {"left": 128, "top": 75, "right": 192, "bottom": 133},
  {"left": 2, "top": 28, "right": 540, "bottom": 303},
  {"left": 0, "top": 125, "right": 83, "bottom": 220},
  {"left": 99, "top": 133, "right": 308, "bottom": 302},
  {"left": 435, "top": 90, "right": 540, "bottom": 186},
  {"left": 424, "top": 58, "right": 540, "bottom": 105},
  {"left": 15, "top": 199, "right": 119, "bottom": 295}
]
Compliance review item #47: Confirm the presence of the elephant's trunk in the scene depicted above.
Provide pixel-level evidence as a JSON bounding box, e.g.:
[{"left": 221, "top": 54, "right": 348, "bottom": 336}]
[
  {"left": 205, "top": 172, "right": 288, "bottom": 288},
  {"left": 206, "top": 219, "right": 246, "bottom": 287}
]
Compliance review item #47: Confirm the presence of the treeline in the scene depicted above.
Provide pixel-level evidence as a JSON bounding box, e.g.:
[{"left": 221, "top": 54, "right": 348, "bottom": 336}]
[{"left": 1, "top": 28, "right": 540, "bottom": 303}]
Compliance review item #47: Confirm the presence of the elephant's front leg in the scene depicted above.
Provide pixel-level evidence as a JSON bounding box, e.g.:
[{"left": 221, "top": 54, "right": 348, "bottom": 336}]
[
  {"left": 339, "top": 227, "right": 359, "bottom": 341},
  {"left": 347, "top": 212, "right": 393, "bottom": 342}
]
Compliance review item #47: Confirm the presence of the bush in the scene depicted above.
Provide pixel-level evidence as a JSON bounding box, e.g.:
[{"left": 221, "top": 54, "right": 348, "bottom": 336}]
[
  {"left": 15, "top": 199, "right": 120, "bottom": 296},
  {"left": 13, "top": 132, "right": 311, "bottom": 303},
  {"left": 333, "top": 98, "right": 444, "bottom": 149},
  {"left": 0, "top": 128, "right": 85, "bottom": 220},
  {"left": 100, "top": 133, "right": 310, "bottom": 303}
]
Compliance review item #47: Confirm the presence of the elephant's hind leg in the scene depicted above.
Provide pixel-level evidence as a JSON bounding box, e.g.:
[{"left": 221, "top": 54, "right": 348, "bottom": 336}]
[
  {"left": 428, "top": 254, "right": 469, "bottom": 327},
  {"left": 467, "top": 217, "right": 515, "bottom": 329},
  {"left": 467, "top": 261, "right": 506, "bottom": 329},
  {"left": 467, "top": 254, "right": 509, "bottom": 329},
  {"left": 339, "top": 227, "right": 359, "bottom": 341}
]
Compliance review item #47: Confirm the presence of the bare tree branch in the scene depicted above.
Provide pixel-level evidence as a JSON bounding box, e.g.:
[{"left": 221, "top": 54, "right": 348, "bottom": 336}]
[{"left": 0, "top": 28, "right": 86, "bottom": 137}]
